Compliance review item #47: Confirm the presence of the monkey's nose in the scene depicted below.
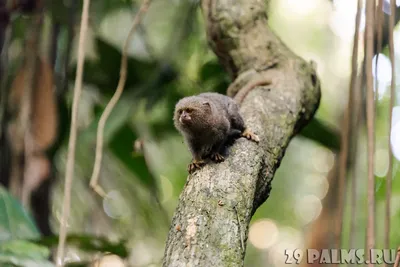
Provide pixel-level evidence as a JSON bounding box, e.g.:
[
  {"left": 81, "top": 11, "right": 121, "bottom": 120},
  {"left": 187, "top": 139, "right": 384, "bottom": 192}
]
[{"left": 179, "top": 113, "right": 191, "bottom": 123}]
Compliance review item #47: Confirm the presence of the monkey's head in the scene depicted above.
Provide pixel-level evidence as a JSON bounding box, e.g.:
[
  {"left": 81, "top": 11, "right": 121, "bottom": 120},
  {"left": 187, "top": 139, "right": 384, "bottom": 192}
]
[{"left": 173, "top": 96, "right": 212, "bottom": 132}]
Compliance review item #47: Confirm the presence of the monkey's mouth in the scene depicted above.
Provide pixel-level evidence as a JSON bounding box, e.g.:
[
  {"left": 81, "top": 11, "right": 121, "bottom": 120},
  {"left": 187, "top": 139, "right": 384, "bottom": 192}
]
[{"left": 179, "top": 115, "right": 191, "bottom": 124}]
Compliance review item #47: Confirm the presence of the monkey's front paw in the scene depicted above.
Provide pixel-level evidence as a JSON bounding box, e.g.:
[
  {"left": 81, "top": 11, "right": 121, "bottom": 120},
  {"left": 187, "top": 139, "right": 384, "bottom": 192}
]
[
  {"left": 210, "top": 153, "right": 225, "bottom": 163},
  {"left": 242, "top": 128, "right": 260, "bottom": 143},
  {"left": 188, "top": 160, "right": 205, "bottom": 174}
]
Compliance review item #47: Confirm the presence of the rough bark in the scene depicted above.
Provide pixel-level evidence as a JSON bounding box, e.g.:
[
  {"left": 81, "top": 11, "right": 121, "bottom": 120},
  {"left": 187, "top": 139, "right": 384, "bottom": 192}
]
[{"left": 163, "top": 0, "right": 321, "bottom": 266}]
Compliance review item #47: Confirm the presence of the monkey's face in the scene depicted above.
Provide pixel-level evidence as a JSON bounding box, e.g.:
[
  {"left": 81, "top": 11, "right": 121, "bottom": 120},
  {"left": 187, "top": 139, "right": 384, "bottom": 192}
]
[
  {"left": 177, "top": 106, "right": 207, "bottom": 126},
  {"left": 178, "top": 108, "right": 192, "bottom": 124},
  {"left": 174, "top": 98, "right": 212, "bottom": 130}
]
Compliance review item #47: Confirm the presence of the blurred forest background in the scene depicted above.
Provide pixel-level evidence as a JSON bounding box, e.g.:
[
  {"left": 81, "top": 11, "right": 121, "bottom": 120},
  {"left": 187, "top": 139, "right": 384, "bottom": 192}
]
[{"left": 0, "top": 0, "right": 400, "bottom": 266}]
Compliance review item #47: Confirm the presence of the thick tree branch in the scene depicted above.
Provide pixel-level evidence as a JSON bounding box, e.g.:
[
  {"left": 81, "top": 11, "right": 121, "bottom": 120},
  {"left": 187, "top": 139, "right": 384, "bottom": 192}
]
[{"left": 163, "top": 0, "right": 321, "bottom": 266}]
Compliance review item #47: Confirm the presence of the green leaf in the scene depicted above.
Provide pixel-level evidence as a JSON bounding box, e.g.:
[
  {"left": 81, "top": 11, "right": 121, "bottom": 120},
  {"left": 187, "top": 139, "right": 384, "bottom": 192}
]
[
  {"left": 108, "top": 124, "right": 157, "bottom": 189},
  {"left": 375, "top": 176, "right": 386, "bottom": 201},
  {"left": 198, "top": 61, "right": 229, "bottom": 95},
  {"left": 199, "top": 60, "right": 226, "bottom": 82},
  {"left": 69, "top": 38, "right": 157, "bottom": 96},
  {"left": 0, "top": 186, "right": 40, "bottom": 242},
  {"left": 0, "top": 240, "right": 54, "bottom": 267},
  {"left": 91, "top": 0, "right": 134, "bottom": 26},
  {"left": 77, "top": 93, "right": 158, "bottom": 192},
  {"left": 34, "top": 234, "right": 128, "bottom": 258},
  {"left": 79, "top": 94, "right": 134, "bottom": 146},
  {"left": 375, "top": 162, "right": 400, "bottom": 201},
  {"left": 299, "top": 118, "right": 340, "bottom": 151},
  {"left": 49, "top": 1, "right": 70, "bottom": 25}
]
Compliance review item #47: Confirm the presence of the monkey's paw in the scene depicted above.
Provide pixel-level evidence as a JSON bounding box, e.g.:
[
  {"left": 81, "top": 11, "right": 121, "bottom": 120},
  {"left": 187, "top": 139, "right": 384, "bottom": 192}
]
[
  {"left": 210, "top": 152, "right": 225, "bottom": 163},
  {"left": 188, "top": 159, "right": 205, "bottom": 174},
  {"left": 242, "top": 128, "right": 260, "bottom": 143}
]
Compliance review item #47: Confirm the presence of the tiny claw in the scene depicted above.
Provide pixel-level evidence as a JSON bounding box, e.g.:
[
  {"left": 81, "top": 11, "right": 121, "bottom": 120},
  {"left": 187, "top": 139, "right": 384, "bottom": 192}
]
[
  {"left": 187, "top": 160, "right": 205, "bottom": 174},
  {"left": 242, "top": 128, "right": 260, "bottom": 143},
  {"left": 210, "top": 153, "right": 225, "bottom": 163}
]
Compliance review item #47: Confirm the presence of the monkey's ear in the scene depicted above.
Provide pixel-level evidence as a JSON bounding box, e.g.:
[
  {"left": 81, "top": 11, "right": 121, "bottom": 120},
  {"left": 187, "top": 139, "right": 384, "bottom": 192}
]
[{"left": 202, "top": 101, "right": 210, "bottom": 106}]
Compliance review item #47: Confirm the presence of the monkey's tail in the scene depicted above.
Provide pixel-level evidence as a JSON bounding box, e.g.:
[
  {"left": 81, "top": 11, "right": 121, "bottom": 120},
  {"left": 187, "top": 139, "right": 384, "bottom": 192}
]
[{"left": 233, "top": 79, "right": 271, "bottom": 104}]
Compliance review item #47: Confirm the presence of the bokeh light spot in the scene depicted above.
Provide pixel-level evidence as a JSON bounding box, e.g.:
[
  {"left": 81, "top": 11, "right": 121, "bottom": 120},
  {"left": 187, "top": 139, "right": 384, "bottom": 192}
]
[
  {"left": 103, "top": 190, "right": 129, "bottom": 219},
  {"left": 295, "top": 195, "right": 322, "bottom": 225},
  {"left": 375, "top": 148, "right": 389, "bottom": 177},
  {"left": 269, "top": 227, "right": 303, "bottom": 266},
  {"left": 383, "top": 0, "right": 400, "bottom": 15},
  {"left": 280, "top": 0, "right": 319, "bottom": 16},
  {"left": 248, "top": 219, "right": 279, "bottom": 250},
  {"left": 312, "top": 146, "right": 335, "bottom": 173},
  {"left": 392, "top": 106, "right": 400, "bottom": 126},
  {"left": 96, "top": 254, "right": 125, "bottom": 267},
  {"left": 330, "top": 0, "right": 366, "bottom": 40},
  {"left": 391, "top": 120, "right": 400, "bottom": 161},
  {"left": 302, "top": 174, "right": 329, "bottom": 199},
  {"left": 372, "top": 54, "right": 392, "bottom": 99}
]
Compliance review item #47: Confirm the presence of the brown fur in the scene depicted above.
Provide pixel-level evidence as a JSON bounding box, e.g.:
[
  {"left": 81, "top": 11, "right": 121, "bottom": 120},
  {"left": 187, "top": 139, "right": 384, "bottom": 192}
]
[{"left": 174, "top": 92, "right": 259, "bottom": 173}]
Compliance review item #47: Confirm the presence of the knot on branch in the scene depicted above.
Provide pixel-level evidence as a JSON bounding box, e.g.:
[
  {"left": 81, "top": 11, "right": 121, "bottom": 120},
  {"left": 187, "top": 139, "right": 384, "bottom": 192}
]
[{"left": 293, "top": 60, "right": 321, "bottom": 134}]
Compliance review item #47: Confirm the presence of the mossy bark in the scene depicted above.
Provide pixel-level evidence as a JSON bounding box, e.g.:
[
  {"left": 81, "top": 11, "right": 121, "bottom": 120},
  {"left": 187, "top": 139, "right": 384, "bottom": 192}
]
[{"left": 163, "top": 0, "right": 321, "bottom": 266}]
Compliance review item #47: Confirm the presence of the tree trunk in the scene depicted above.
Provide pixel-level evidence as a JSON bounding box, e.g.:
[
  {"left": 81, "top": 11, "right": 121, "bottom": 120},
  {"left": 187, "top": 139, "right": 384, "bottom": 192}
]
[{"left": 163, "top": 0, "right": 321, "bottom": 266}]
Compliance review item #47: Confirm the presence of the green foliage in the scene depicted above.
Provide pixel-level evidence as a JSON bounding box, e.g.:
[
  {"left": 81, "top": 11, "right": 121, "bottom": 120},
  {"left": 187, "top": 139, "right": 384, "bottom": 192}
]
[
  {"left": 199, "top": 60, "right": 230, "bottom": 94},
  {"left": 34, "top": 234, "right": 128, "bottom": 258},
  {"left": 0, "top": 186, "right": 54, "bottom": 267},
  {"left": 0, "top": 186, "right": 40, "bottom": 241},
  {"left": 109, "top": 123, "right": 156, "bottom": 189},
  {"left": 69, "top": 38, "right": 158, "bottom": 96},
  {"left": 49, "top": 0, "right": 135, "bottom": 26},
  {"left": 0, "top": 186, "right": 129, "bottom": 265},
  {"left": 299, "top": 117, "right": 340, "bottom": 151},
  {"left": 78, "top": 92, "right": 159, "bottom": 190},
  {"left": 0, "top": 240, "right": 54, "bottom": 267},
  {"left": 375, "top": 162, "right": 400, "bottom": 201}
]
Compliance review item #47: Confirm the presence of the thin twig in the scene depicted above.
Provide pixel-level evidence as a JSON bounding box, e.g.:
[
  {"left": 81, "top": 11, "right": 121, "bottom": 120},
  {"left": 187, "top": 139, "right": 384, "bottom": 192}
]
[
  {"left": 365, "top": 0, "right": 376, "bottom": 265},
  {"left": 385, "top": 0, "right": 396, "bottom": 265},
  {"left": 89, "top": 0, "right": 152, "bottom": 197},
  {"left": 349, "top": 1, "right": 365, "bottom": 250},
  {"left": 55, "top": 0, "right": 91, "bottom": 265},
  {"left": 395, "top": 247, "right": 400, "bottom": 267},
  {"left": 349, "top": 61, "right": 364, "bottom": 238},
  {"left": 349, "top": 71, "right": 363, "bottom": 254},
  {"left": 375, "top": 0, "right": 383, "bottom": 101},
  {"left": 336, "top": 0, "right": 363, "bottom": 257},
  {"left": 233, "top": 205, "right": 245, "bottom": 252},
  {"left": 348, "top": 3, "right": 365, "bottom": 251}
]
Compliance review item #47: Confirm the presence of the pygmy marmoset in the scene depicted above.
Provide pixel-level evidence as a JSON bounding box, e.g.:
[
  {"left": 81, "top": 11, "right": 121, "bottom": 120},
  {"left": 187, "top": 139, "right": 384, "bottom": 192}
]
[{"left": 174, "top": 80, "right": 267, "bottom": 174}]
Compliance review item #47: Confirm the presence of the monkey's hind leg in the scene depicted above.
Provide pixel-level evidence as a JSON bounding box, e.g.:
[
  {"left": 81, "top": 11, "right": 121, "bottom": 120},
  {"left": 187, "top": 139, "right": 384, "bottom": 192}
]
[
  {"left": 209, "top": 141, "right": 226, "bottom": 163},
  {"left": 242, "top": 128, "right": 260, "bottom": 143},
  {"left": 188, "top": 159, "right": 205, "bottom": 174}
]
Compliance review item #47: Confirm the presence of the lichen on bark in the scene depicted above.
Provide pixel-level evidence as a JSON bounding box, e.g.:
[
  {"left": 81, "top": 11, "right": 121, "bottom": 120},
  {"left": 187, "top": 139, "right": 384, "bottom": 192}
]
[{"left": 163, "top": 0, "right": 321, "bottom": 266}]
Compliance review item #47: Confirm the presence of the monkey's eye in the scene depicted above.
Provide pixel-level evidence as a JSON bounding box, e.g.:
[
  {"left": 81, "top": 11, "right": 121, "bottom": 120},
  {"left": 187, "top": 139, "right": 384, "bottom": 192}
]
[
  {"left": 185, "top": 108, "right": 193, "bottom": 113},
  {"left": 178, "top": 109, "right": 183, "bottom": 114}
]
